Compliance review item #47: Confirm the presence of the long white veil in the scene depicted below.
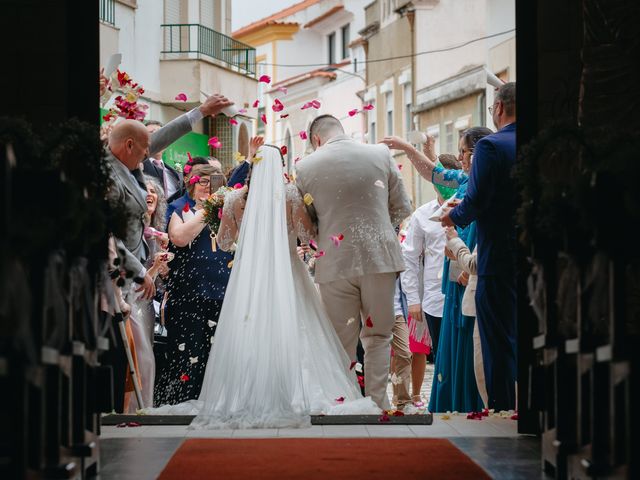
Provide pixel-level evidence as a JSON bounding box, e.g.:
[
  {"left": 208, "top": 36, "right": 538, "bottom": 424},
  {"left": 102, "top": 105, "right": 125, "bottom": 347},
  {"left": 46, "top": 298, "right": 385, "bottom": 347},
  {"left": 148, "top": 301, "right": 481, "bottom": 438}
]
[{"left": 192, "top": 145, "right": 310, "bottom": 428}]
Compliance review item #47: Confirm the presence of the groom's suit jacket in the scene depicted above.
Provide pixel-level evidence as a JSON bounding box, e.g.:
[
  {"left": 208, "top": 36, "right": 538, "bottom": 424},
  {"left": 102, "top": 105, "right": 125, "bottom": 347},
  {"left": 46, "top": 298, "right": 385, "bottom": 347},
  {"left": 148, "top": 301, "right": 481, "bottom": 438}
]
[{"left": 295, "top": 134, "right": 413, "bottom": 284}]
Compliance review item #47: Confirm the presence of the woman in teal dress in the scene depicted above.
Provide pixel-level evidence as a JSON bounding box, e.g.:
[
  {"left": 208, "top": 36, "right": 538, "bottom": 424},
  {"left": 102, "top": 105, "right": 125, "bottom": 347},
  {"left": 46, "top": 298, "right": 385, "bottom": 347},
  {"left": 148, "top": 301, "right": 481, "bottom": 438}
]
[{"left": 381, "top": 127, "right": 492, "bottom": 412}]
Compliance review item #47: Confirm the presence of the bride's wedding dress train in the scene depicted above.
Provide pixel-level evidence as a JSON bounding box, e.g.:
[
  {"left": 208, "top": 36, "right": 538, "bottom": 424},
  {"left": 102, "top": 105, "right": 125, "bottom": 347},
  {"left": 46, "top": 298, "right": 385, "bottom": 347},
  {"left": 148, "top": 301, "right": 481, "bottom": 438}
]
[{"left": 149, "top": 146, "right": 380, "bottom": 427}]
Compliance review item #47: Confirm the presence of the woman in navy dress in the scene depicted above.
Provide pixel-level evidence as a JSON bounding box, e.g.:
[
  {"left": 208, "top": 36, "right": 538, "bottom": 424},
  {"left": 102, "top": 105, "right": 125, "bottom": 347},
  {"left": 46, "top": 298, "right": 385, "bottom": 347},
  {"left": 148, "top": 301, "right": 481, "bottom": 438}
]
[{"left": 154, "top": 157, "right": 233, "bottom": 405}]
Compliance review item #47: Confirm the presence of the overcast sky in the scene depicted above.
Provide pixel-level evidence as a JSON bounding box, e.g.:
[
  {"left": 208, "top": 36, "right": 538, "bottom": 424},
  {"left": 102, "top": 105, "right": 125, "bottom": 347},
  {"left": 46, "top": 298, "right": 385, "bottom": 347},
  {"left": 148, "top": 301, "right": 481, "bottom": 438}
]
[{"left": 231, "top": 0, "right": 293, "bottom": 31}]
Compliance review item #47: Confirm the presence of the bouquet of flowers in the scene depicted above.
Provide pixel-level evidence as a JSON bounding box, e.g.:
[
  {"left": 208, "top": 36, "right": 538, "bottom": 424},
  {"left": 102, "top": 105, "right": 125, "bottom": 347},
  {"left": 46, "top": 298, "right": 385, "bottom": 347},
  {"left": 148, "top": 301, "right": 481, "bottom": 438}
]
[
  {"left": 201, "top": 185, "right": 233, "bottom": 251},
  {"left": 101, "top": 69, "right": 148, "bottom": 124}
]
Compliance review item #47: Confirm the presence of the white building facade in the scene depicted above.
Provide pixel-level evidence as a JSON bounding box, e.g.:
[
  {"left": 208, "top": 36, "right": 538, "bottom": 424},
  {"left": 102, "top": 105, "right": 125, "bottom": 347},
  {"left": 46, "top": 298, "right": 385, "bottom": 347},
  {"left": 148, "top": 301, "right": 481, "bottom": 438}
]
[{"left": 99, "top": 0, "right": 258, "bottom": 171}]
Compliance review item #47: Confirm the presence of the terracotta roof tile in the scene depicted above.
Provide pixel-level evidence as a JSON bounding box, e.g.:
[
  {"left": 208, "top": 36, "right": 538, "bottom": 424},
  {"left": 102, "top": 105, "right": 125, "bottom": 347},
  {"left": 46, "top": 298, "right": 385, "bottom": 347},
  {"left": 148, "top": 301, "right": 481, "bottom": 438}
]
[
  {"left": 303, "top": 5, "right": 345, "bottom": 29},
  {"left": 233, "top": 0, "right": 323, "bottom": 38}
]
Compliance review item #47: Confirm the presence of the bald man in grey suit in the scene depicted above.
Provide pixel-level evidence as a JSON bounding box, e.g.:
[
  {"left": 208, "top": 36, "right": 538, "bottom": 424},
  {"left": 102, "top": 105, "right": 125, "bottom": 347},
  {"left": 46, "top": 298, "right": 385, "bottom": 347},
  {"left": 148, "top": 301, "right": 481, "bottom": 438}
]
[{"left": 295, "top": 115, "right": 413, "bottom": 409}]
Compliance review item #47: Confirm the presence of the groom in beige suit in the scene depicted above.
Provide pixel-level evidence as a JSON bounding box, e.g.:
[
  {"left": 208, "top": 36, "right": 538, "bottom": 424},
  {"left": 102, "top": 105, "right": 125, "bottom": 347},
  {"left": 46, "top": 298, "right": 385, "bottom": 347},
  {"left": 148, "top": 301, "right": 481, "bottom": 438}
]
[{"left": 296, "top": 115, "right": 412, "bottom": 409}]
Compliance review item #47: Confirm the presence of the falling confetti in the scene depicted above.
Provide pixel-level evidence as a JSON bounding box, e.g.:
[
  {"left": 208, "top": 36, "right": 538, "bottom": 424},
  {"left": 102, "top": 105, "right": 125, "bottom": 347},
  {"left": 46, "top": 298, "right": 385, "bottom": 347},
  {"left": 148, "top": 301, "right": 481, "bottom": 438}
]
[
  {"left": 335, "top": 397, "right": 345, "bottom": 403},
  {"left": 299, "top": 131, "right": 308, "bottom": 140},
  {"left": 252, "top": 156, "right": 263, "bottom": 165},
  {"left": 365, "top": 316, "right": 373, "bottom": 328},
  {"left": 280, "top": 114, "right": 289, "bottom": 119},
  {"left": 348, "top": 108, "right": 359, "bottom": 117},
  {"left": 329, "top": 233, "right": 344, "bottom": 247},
  {"left": 208, "top": 137, "right": 222, "bottom": 148},
  {"left": 253, "top": 100, "right": 260, "bottom": 108},
  {"left": 259, "top": 74, "right": 271, "bottom": 84},
  {"left": 271, "top": 98, "right": 284, "bottom": 112},
  {"left": 301, "top": 99, "right": 321, "bottom": 110},
  {"left": 229, "top": 118, "right": 238, "bottom": 126},
  {"left": 363, "top": 104, "right": 374, "bottom": 110},
  {"left": 260, "top": 113, "right": 267, "bottom": 124},
  {"left": 233, "top": 151, "right": 246, "bottom": 162},
  {"left": 303, "top": 193, "right": 314, "bottom": 205},
  {"left": 280, "top": 145, "right": 288, "bottom": 156}
]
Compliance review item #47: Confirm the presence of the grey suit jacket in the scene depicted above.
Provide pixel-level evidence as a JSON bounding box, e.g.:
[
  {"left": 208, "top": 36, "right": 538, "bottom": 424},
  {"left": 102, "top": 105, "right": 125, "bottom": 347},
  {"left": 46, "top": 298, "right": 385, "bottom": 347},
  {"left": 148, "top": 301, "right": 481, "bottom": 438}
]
[
  {"left": 295, "top": 135, "right": 413, "bottom": 284},
  {"left": 149, "top": 113, "right": 192, "bottom": 158},
  {"left": 106, "top": 150, "right": 149, "bottom": 277}
]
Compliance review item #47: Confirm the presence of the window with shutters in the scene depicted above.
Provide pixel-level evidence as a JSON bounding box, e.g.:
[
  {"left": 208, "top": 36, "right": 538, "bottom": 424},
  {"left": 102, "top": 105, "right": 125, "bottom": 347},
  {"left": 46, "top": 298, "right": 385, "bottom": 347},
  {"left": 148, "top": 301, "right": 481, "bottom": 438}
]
[{"left": 200, "top": 0, "right": 215, "bottom": 29}]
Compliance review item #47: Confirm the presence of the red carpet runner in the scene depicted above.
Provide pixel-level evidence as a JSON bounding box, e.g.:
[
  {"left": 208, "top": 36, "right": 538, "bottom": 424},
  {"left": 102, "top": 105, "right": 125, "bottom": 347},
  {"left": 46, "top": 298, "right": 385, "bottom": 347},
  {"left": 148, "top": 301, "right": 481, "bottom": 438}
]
[{"left": 158, "top": 438, "right": 490, "bottom": 479}]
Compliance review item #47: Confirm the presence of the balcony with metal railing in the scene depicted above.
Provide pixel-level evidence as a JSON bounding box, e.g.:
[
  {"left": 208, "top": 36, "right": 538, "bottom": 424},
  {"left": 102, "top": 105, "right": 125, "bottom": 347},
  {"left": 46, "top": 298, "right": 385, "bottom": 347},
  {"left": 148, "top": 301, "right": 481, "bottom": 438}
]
[
  {"left": 161, "top": 24, "right": 256, "bottom": 77},
  {"left": 99, "top": 0, "right": 115, "bottom": 26}
]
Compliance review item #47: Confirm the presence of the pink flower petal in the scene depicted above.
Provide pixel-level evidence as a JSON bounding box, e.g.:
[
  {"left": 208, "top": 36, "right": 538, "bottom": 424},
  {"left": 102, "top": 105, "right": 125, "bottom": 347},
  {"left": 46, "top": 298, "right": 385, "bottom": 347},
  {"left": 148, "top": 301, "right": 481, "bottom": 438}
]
[
  {"left": 365, "top": 316, "right": 373, "bottom": 328},
  {"left": 271, "top": 98, "right": 284, "bottom": 112},
  {"left": 280, "top": 114, "right": 289, "bottom": 119},
  {"left": 280, "top": 145, "right": 288, "bottom": 156},
  {"left": 180, "top": 374, "right": 190, "bottom": 382},
  {"left": 294, "top": 156, "right": 301, "bottom": 163},
  {"left": 363, "top": 103, "right": 374, "bottom": 110},
  {"left": 229, "top": 118, "right": 238, "bottom": 125},
  {"left": 208, "top": 137, "right": 222, "bottom": 148},
  {"left": 260, "top": 113, "right": 267, "bottom": 124},
  {"left": 252, "top": 100, "right": 260, "bottom": 108},
  {"left": 378, "top": 413, "right": 390, "bottom": 423},
  {"left": 335, "top": 397, "right": 345, "bottom": 403},
  {"left": 259, "top": 75, "right": 271, "bottom": 84},
  {"left": 175, "top": 93, "right": 187, "bottom": 102},
  {"left": 348, "top": 108, "right": 359, "bottom": 117},
  {"left": 299, "top": 131, "right": 308, "bottom": 140}
]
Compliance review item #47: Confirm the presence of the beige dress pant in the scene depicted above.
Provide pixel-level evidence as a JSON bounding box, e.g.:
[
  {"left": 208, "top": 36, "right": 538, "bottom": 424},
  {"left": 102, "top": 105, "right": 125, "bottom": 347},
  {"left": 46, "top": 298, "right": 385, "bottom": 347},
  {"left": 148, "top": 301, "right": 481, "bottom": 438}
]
[
  {"left": 473, "top": 318, "right": 489, "bottom": 409},
  {"left": 319, "top": 272, "right": 397, "bottom": 410},
  {"left": 392, "top": 315, "right": 412, "bottom": 407}
]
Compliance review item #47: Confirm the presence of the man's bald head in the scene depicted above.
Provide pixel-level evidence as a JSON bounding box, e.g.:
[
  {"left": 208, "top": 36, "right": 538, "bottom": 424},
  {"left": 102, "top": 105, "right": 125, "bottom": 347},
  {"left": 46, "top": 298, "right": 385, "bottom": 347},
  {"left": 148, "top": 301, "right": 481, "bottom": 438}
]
[{"left": 108, "top": 120, "right": 150, "bottom": 170}]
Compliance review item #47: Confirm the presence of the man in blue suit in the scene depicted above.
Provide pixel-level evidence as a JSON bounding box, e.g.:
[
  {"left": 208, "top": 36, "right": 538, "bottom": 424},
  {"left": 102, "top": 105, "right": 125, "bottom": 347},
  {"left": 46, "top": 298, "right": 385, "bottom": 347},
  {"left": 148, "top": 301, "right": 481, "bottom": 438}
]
[{"left": 441, "top": 82, "right": 517, "bottom": 411}]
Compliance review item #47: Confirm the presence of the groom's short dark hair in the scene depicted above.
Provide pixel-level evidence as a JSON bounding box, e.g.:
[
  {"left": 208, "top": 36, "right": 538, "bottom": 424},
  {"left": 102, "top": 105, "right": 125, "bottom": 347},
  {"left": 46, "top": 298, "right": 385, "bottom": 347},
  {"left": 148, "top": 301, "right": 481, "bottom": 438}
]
[{"left": 309, "top": 114, "right": 344, "bottom": 140}]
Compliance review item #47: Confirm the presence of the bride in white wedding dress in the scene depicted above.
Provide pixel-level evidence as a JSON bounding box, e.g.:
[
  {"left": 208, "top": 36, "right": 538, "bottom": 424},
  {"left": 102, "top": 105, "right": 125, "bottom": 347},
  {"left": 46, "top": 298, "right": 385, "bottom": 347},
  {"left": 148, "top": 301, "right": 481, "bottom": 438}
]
[{"left": 150, "top": 145, "right": 380, "bottom": 428}]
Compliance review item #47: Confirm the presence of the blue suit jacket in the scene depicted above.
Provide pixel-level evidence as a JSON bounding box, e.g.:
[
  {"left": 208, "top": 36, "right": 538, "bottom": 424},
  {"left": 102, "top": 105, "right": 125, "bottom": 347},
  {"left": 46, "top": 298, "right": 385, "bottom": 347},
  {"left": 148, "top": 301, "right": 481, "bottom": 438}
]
[
  {"left": 165, "top": 193, "right": 195, "bottom": 230},
  {"left": 449, "top": 123, "right": 516, "bottom": 276},
  {"left": 227, "top": 161, "right": 251, "bottom": 187}
]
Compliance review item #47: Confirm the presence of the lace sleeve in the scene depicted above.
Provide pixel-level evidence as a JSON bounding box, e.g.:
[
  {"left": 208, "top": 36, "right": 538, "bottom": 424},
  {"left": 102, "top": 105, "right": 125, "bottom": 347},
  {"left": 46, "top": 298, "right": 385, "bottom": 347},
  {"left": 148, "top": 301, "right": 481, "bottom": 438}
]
[
  {"left": 217, "top": 189, "right": 244, "bottom": 251},
  {"left": 286, "top": 184, "right": 316, "bottom": 244}
]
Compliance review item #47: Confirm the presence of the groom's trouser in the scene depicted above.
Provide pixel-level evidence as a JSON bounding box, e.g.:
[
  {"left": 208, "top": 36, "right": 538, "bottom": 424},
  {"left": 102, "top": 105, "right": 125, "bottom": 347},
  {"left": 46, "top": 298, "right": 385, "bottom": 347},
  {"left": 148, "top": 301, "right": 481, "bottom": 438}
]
[{"left": 319, "top": 272, "right": 396, "bottom": 410}]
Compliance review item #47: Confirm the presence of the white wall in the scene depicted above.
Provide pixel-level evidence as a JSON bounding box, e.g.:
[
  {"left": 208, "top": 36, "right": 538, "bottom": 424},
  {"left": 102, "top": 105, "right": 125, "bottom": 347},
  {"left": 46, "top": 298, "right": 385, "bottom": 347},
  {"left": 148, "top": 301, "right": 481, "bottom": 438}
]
[{"left": 414, "top": 0, "right": 488, "bottom": 92}]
